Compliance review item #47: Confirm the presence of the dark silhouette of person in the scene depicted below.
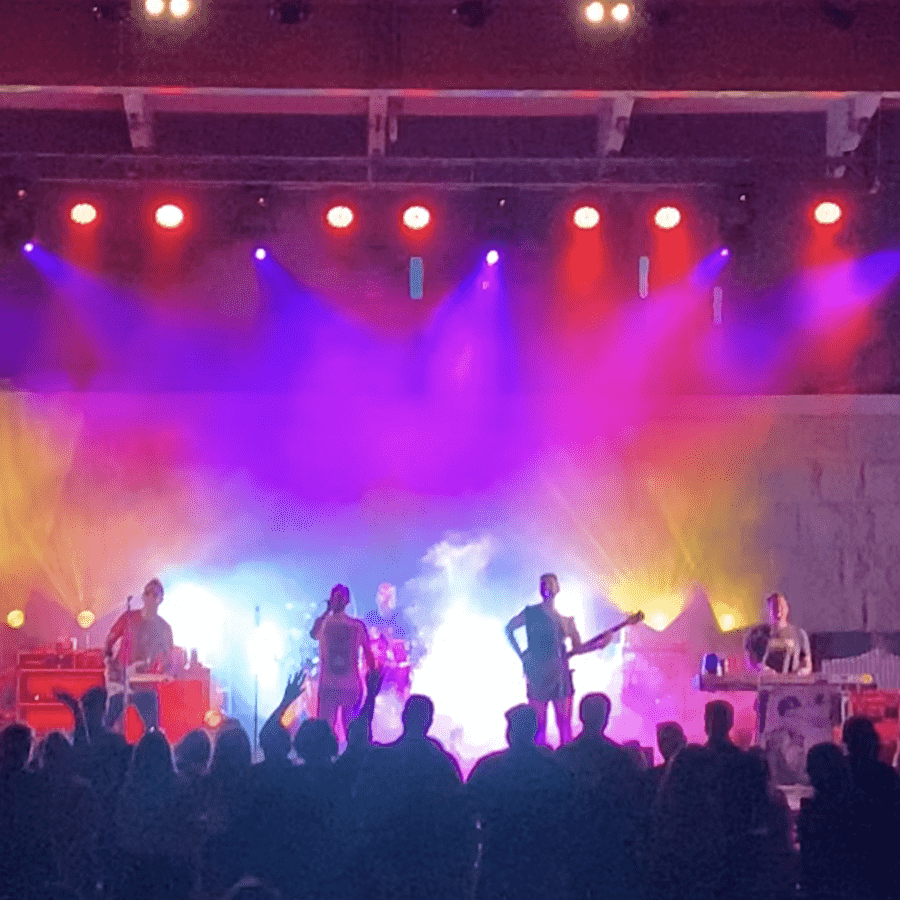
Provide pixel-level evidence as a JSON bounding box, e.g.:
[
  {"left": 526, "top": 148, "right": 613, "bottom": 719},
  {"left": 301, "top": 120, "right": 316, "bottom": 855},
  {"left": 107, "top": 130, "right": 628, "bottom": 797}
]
[
  {"left": 174, "top": 728, "right": 212, "bottom": 784},
  {"left": 37, "top": 731, "right": 100, "bottom": 897},
  {"left": 647, "top": 743, "right": 727, "bottom": 900},
  {"left": 842, "top": 716, "right": 900, "bottom": 900},
  {"left": 115, "top": 730, "right": 198, "bottom": 900},
  {"left": 647, "top": 720, "right": 686, "bottom": 799},
  {"left": 354, "top": 694, "right": 470, "bottom": 900},
  {"left": 730, "top": 747, "right": 796, "bottom": 900},
  {"left": 555, "top": 693, "right": 643, "bottom": 900},
  {"left": 0, "top": 723, "right": 54, "bottom": 898},
  {"left": 703, "top": 698, "right": 756, "bottom": 876},
  {"left": 198, "top": 726, "right": 254, "bottom": 899},
  {"left": 797, "top": 742, "right": 870, "bottom": 900},
  {"left": 467, "top": 704, "right": 574, "bottom": 900}
]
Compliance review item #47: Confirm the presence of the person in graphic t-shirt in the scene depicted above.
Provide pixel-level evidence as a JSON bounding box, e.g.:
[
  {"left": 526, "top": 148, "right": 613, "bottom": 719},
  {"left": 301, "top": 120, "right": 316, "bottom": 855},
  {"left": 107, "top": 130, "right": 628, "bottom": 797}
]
[
  {"left": 745, "top": 592, "right": 812, "bottom": 675},
  {"left": 310, "top": 584, "right": 377, "bottom": 741}
]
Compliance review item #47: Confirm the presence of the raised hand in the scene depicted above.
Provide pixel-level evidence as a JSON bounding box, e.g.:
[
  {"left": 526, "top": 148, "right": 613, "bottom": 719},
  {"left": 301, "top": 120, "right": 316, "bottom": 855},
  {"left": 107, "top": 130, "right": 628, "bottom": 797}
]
[
  {"left": 53, "top": 689, "right": 79, "bottom": 709},
  {"left": 281, "top": 670, "right": 306, "bottom": 704}
]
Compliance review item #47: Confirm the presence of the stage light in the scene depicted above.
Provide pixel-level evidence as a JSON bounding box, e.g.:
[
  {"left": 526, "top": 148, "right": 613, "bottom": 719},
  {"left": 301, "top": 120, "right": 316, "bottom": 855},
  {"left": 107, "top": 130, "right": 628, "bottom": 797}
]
[
  {"left": 204, "top": 708, "right": 223, "bottom": 729},
  {"left": 325, "top": 204, "right": 354, "bottom": 230},
  {"left": 573, "top": 205, "right": 600, "bottom": 230},
  {"left": 584, "top": 1, "right": 604, "bottom": 23},
  {"left": 145, "top": 0, "right": 164, "bottom": 14},
  {"left": 169, "top": 0, "right": 191, "bottom": 17},
  {"left": 719, "top": 612, "right": 736, "bottom": 631},
  {"left": 70, "top": 203, "right": 98, "bottom": 225},
  {"left": 402, "top": 205, "right": 432, "bottom": 232},
  {"left": 610, "top": 1, "right": 631, "bottom": 22},
  {"left": 485, "top": 249, "right": 500, "bottom": 266},
  {"left": 654, "top": 205, "right": 682, "bottom": 230},
  {"left": 254, "top": 247, "right": 267, "bottom": 261},
  {"left": 6, "top": 609, "right": 24, "bottom": 629},
  {"left": 22, "top": 242, "right": 35, "bottom": 253},
  {"left": 648, "top": 612, "right": 668, "bottom": 631},
  {"left": 719, "top": 247, "right": 730, "bottom": 257},
  {"left": 155, "top": 203, "right": 185, "bottom": 229},
  {"left": 76, "top": 610, "right": 96, "bottom": 630},
  {"left": 814, "top": 200, "right": 843, "bottom": 226}
]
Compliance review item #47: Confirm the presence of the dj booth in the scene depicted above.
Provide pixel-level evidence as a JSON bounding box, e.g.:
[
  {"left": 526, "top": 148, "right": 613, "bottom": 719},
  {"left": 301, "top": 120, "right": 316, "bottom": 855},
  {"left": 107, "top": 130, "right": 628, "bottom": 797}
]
[
  {"left": 699, "top": 670, "right": 897, "bottom": 783},
  {"left": 17, "top": 646, "right": 212, "bottom": 745}
]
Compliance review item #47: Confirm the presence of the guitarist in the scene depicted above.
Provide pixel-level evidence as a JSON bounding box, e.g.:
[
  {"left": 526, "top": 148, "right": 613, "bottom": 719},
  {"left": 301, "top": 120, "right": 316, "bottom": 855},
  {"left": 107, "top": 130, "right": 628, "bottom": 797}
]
[
  {"left": 505, "top": 573, "right": 598, "bottom": 746},
  {"left": 103, "top": 578, "right": 174, "bottom": 731}
]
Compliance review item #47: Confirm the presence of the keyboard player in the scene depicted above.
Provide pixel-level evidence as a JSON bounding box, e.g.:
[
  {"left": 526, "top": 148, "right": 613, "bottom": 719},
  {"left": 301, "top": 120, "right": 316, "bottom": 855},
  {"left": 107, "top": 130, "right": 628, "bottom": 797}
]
[{"left": 745, "top": 592, "right": 812, "bottom": 676}]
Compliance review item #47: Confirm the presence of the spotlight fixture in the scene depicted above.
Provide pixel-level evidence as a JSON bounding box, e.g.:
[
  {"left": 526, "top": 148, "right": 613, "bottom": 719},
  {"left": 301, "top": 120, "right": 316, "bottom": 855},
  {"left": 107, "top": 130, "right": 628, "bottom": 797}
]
[
  {"left": 22, "top": 242, "right": 35, "bottom": 254},
  {"left": 485, "top": 249, "right": 500, "bottom": 266},
  {"left": 144, "top": 0, "right": 165, "bottom": 15},
  {"left": 254, "top": 247, "right": 267, "bottom": 260},
  {"left": 402, "top": 205, "right": 432, "bottom": 232},
  {"left": 584, "top": 1, "right": 604, "bottom": 23},
  {"left": 168, "top": 0, "right": 192, "bottom": 17},
  {"left": 610, "top": 1, "right": 631, "bottom": 22},
  {"left": 813, "top": 200, "right": 843, "bottom": 226},
  {"left": 572, "top": 205, "right": 601, "bottom": 230},
  {"left": 653, "top": 205, "right": 682, "bottom": 230},
  {"left": 1, "top": 176, "right": 36, "bottom": 252},
  {"left": 719, "top": 247, "right": 730, "bottom": 258},
  {"left": 270, "top": 0, "right": 310, "bottom": 23},
  {"left": 454, "top": 0, "right": 491, "bottom": 28},
  {"left": 76, "top": 610, "right": 96, "bottom": 629},
  {"left": 70, "top": 202, "right": 98, "bottom": 225},
  {"left": 6, "top": 609, "right": 24, "bottom": 629},
  {"left": 719, "top": 612, "right": 736, "bottom": 631},
  {"left": 155, "top": 203, "right": 185, "bottom": 229},
  {"left": 325, "top": 204, "right": 355, "bottom": 230}
]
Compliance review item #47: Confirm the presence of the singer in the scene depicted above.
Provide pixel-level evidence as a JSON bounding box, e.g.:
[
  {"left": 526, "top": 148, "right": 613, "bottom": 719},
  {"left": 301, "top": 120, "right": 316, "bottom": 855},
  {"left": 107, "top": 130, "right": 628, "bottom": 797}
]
[{"left": 309, "top": 584, "right": 376, "bottom": 741}]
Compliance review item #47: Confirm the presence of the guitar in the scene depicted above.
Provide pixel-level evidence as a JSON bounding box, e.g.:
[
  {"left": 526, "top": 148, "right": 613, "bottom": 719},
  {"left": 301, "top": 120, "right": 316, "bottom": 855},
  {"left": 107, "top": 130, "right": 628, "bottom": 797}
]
[
  {"left": 568, "top": 611, "right": 645, "bottom": 658},
  {"left": 521, "top": 610, "right": 644, "bottom": 693}
]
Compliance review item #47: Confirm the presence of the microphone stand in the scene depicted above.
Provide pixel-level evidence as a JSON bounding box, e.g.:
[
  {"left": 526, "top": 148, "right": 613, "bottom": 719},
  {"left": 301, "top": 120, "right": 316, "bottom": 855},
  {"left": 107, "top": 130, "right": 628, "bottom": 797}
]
[
  {"left": 122, "top": 595, "right": 132, "bottom": 737},
  {"left": 253, "top": 605, "right": 260, "bottom": 759}
]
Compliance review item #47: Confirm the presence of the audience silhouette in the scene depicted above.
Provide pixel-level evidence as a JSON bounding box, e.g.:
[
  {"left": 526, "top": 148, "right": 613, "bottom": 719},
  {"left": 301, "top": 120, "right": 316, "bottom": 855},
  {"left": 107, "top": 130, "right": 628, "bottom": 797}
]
[{"left": 3, "top": 674, "right": 899, "bottom": 900}]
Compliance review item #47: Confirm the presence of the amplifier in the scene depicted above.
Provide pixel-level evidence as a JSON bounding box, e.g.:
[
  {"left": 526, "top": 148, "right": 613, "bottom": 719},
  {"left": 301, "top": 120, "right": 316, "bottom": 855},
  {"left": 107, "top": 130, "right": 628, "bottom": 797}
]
[{"left": 847, "top": 691, "right": 899, "bottom": 765}]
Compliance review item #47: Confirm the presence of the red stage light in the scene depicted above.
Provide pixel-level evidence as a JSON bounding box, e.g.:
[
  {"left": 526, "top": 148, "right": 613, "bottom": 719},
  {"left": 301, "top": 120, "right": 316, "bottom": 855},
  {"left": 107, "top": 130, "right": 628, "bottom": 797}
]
[
  {"left": 325, "top": 204, "right": 355, "bottom": 230},
  {"left": 155, "top": 203, "right": 185, "bottom": 229},
  {"left": 402, "top": 205, "right": 432, "bottom": 231},
  {"left": 813, "top": 201, "right": 843, "bottom": 226},
  {"left": 654, "top": 206, "right": 682, "bottom": 230},
  {"left": 70, "top": 203, "right": 98, "bottom": 225},
  {"left": 573, "top": 205, "right": 600, "bottom": 230}
]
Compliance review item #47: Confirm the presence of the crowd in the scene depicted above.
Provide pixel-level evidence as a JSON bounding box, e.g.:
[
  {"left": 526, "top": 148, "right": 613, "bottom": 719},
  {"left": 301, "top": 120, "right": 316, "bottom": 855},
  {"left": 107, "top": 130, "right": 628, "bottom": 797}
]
[{"left": 2, "top": 676, "right": 900, "bottom": 900}]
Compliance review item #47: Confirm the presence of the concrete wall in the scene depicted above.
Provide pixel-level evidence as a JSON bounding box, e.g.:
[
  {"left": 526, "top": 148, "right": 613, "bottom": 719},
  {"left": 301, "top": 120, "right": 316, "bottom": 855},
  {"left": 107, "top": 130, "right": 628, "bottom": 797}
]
[{"left": 669, "top": 395, "right": 900, "bottom": 634}]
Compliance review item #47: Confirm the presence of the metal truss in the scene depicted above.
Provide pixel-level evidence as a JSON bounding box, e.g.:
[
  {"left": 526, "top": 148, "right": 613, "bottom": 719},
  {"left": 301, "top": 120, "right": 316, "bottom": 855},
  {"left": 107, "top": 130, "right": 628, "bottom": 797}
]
[{"left": 0, "top": 152, "right": 828, "bottom": 188}]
